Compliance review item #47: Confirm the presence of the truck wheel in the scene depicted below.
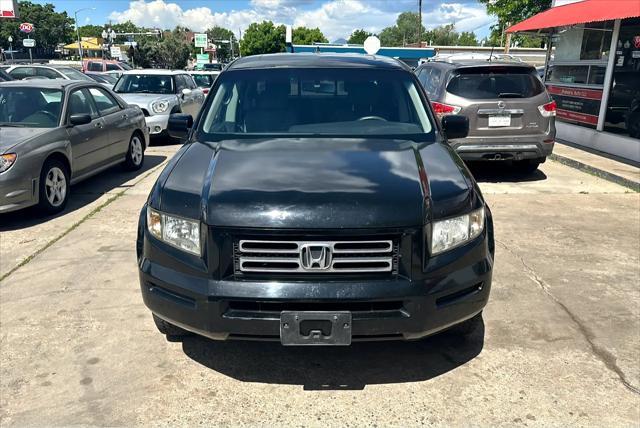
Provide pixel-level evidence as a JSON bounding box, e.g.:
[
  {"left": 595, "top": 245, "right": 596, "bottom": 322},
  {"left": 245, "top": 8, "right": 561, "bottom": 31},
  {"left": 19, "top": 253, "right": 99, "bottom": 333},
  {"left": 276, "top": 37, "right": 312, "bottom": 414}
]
[
  {"left": 38, "top": 158, "right": 69, "bottom": 214},
  {"left": 628, "top": 112, "right": 640, "bottom": 139},
  {"left": 446, "top": 312, "right": 483, "bottom": 336},
  {"left": 123, "top": 133, "right": 144, "bottom": 171},
  {"left": 152, "top": 314, "right": 190, "bottom": 337}
]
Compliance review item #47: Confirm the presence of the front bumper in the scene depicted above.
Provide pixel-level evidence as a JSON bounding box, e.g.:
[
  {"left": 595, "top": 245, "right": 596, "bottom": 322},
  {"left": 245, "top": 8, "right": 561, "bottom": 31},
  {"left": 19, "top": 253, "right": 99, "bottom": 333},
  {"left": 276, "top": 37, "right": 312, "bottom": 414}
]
[
  {"left": 0, "top": 169, "right": 37, "bottom": 214},
  {"left": 145, "top": 114, "right": 170, "bottom": 135},
  {"left": 137, "top": 221, "right": 494, "bottom": 343},
  {"left": 450, "top": 137, "right": 554, "bottom": 161}
]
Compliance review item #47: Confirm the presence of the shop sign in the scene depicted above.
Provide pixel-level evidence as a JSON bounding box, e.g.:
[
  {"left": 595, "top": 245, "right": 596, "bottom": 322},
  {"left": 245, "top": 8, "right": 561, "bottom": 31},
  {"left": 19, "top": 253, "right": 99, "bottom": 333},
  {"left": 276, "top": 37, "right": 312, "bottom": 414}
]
[
  {"left": 19, "top": 22, "right": 33, "bottom": 33},
  {"left": 547, "top": 85, "right": 603, "bottom": 127}
]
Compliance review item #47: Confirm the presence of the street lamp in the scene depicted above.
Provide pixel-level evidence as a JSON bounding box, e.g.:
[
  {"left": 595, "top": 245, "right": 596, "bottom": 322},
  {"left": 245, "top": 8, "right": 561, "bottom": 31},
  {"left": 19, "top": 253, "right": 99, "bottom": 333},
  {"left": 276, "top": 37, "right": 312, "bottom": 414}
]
[
  {"left": 101, "top": 28, "right": 117, "bottom": 59},
  {"left": 74, "top": 7, "right": 95, "bottom": 61},
  {"left": 7, "top": 36, "right": 13, "bottom": 63}
]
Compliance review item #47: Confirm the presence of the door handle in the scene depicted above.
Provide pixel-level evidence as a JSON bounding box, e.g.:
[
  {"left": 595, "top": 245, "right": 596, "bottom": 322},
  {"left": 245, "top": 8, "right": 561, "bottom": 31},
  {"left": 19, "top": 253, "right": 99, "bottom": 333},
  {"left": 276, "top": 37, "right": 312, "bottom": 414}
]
[
  {"left": 94, "top": 121, "right": 103, "bottom": 128},
  {"left": 121, "top": 114, "right": 128, "bottom": 119}
]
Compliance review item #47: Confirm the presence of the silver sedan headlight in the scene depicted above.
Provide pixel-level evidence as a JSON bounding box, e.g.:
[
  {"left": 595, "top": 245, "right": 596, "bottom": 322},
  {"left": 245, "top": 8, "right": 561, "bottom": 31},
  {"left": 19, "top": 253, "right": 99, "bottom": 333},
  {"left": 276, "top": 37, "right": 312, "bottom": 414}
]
[
  {"left": 147, "top": 207, "right": 201, "bottom": 255},
  {"left": 431, "top": 207, "right": 485, "bottom": 255},
  {"left": 151, "top": 99, "right": 170, "bottom": 114},
  {"left": 0, "top": 153, "right": 17, "bottom": 173}
]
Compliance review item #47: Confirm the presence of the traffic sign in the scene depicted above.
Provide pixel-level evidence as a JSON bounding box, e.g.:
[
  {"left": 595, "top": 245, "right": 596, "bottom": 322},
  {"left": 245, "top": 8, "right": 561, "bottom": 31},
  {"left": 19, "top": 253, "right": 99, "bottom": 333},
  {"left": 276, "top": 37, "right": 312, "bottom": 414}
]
[
  {"left": 22, "top": 38, "right": 35, "bottom": 48},
  {"left": 19, "top": 22, "right": 33, "bottom": 33},
  {"left": 194, "top": 33, "right": 207, "bottom": 48},
  {"left": 110, "top": 46, "right": 121, "bottom": 58}
]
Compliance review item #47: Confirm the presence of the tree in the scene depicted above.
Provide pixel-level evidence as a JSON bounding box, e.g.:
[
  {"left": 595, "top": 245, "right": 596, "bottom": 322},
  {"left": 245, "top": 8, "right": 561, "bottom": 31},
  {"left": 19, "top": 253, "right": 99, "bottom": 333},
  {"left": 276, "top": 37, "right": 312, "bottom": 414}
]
[
  {"left": 292, "top": 26, "right": 327, "bottom": 45},
  {"left": 348, "top": 29, "right": 370, "bottom": 45},
  {"left": 457, "top": 31, "right": 479, "bottom": 47},
  {"left": 146, "top": 28, "right": 191, "bottom": 69},
  {"left": 478, "top": 0, "right": 550, "bottom": 47},
  {"left": 378, "top": 12, "right": 426, "bottom": 46},
  {"left": 78, "top": 25, "right": 104, "bottom": 38},
  {"left": 206, "top": 26, "right": 238, "bottom": 62},
  {"left": 240, "top": 21, "right": 285, "bottom": 56},
  {"left": 0, "top": 1, "right": 74, "bottom": 51}
]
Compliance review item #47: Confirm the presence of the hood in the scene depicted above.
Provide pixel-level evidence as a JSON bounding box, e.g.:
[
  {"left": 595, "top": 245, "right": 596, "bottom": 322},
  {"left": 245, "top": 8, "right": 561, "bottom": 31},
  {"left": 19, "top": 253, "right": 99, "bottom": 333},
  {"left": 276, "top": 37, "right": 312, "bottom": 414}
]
[
  {"left": 0, "top": 127, "right": 51, "bottom": 153},
  {"left": 159, "top": 138, "right": 472, "bottom": 229},
  {"left": 116, "top": 93, "right": 176, "bottom": 109}
]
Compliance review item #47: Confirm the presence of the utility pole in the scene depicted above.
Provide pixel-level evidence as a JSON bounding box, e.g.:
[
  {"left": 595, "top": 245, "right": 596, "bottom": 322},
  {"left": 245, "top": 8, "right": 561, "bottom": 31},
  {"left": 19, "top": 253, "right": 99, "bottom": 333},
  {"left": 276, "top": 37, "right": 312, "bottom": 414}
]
[{"left": 418, "top": 0, "right": 422, "bottom": 46}]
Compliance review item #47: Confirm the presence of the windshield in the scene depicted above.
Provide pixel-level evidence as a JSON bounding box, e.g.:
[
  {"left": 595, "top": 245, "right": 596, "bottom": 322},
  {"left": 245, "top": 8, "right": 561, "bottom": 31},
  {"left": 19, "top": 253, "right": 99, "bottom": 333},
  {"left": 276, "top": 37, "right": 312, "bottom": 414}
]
[
  {"left": 59, "top": 68, "right": 93, "bottom": 82},
  {"left": 200, "top": 68, "right": 432, "bottom": 136},
  {"left": 192, "top": 74, "right": 214, "bottom": 88},
  {"left": 114, "top": 74, "right": 175, "bottom": 94},
  {"left": 119, "top": 62, "right": 132, "bottom": 70},
  {"left": 203, "top": 63, "right": 223, "bottom": 71},
  {"left": 0, "top": 87, "right": 63, "bottom": 128}
]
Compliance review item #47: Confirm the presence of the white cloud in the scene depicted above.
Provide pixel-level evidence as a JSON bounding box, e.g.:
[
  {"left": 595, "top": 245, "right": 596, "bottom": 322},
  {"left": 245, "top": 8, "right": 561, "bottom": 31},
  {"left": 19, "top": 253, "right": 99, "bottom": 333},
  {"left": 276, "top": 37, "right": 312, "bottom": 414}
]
[
  {"left": 107, "top": 0, "right": 493, "bottom": 42},
  {"left": 424, "top": 2, "right": 495, "bottom": 34}
]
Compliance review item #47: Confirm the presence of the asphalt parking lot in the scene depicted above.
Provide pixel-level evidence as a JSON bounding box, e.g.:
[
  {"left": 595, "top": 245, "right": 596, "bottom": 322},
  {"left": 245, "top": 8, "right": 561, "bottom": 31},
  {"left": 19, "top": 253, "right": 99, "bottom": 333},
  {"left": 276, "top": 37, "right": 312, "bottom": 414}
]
[{"left": 1, "top": 143, "right": 638, "bottom": 426}]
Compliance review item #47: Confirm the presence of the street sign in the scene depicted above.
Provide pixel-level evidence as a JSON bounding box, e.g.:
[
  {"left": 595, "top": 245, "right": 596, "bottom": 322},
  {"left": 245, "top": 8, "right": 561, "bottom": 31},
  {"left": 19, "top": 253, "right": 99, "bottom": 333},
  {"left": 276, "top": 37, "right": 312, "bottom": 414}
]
[
  {"left": 196, "top": 53, "right": 208, "bottom": 64},
  {"left": 22, "top": 38, "right": 35, "bottom": 48},
  {"left": 124, "top": 41, "right": 137, "bottom": 47},
  {"left": 194, "top": 33, "right": 207, "bottom": 48},
  {"left": 363, "top": 36, "right": 381, "bottom": 55},
  {"left": 19, "top": 22, "right": 33, "bottom": 33},
  {"left": 110, "top": 46, "right": 122, "bottom": 58}
]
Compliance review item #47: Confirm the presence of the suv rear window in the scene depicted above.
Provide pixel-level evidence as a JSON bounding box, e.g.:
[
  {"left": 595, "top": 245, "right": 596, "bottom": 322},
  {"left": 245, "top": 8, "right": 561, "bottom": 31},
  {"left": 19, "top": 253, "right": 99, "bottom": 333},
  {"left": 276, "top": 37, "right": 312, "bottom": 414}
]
[{"left": 447, "top": 67, "right": 544, "bottom": 99}]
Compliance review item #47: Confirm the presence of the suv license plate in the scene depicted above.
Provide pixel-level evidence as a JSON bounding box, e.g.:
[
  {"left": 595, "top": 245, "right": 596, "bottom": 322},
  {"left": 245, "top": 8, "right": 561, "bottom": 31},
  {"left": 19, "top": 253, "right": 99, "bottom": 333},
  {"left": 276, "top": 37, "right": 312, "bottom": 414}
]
[
  {"left": 280, "top": 311, "right": 352, "bottom": 346},
  {"left": 488, "top": 114, "right": 511, "bottom": 127}
]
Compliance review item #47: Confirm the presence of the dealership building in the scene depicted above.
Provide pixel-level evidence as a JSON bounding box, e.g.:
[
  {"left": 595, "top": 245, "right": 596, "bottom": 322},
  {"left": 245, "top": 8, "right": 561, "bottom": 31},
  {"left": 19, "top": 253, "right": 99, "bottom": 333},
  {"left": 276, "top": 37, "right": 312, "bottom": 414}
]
[{"left": 508, "top": 0, "right": 640, "bottom": 162}]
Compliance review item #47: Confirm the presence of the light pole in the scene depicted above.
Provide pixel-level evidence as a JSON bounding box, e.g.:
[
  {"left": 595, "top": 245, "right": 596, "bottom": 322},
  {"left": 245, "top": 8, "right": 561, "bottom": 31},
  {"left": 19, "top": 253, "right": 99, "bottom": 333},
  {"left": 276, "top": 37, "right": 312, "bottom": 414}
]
[
  {"left": 7, "top": 36, "right": 13, "bottom": 63},
  {"left": 74, "top": 7, "right": 95, "bottom": 61},
  {"left": 101, "top": 28, "right": 116, "bottom": 59}
]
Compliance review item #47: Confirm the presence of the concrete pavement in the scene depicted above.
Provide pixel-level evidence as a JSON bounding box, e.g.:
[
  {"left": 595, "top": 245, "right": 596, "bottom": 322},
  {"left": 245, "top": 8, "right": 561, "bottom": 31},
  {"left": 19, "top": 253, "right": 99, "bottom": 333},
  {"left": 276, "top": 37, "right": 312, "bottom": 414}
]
[{"left": 0, "top": 147, "right": 638, "bottom": 426}]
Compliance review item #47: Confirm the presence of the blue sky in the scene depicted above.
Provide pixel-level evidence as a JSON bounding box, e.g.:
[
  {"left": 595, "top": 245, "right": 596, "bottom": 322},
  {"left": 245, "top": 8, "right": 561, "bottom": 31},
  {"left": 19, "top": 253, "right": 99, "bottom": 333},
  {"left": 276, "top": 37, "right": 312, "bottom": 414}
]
[{"left": 33, "top": 0, "right": 496, "bottom": 41}]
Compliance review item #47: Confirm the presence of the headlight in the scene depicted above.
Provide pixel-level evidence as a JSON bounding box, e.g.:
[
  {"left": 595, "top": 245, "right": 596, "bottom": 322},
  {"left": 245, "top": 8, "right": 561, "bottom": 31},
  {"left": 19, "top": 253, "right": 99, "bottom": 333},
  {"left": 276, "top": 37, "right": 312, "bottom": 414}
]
[
  {"left": 151, "top": 100, "right": 170, "bottom": 114},
  {"left": 0, "top": 153, "right": 17, "bottom": 173},
  {"left": 431, "top": 207, "right": 485, "bottom": 255},
  {"left": 146, "top": 207, "right": 201, "bottom": 255}
]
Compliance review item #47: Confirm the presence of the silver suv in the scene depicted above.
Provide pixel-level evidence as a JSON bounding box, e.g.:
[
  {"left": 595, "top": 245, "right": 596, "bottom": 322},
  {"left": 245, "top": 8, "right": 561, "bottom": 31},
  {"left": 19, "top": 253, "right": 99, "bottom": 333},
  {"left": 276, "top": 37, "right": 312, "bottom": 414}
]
[{"left": 416, "top": 60, "right": 556, "bottom": 172}]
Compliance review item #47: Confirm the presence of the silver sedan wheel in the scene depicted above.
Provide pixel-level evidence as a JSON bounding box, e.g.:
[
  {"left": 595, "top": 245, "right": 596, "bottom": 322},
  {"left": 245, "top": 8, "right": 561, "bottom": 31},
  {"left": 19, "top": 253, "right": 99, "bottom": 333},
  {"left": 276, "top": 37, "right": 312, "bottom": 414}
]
[
  {"left": 44, "top": 167, "right": 67, "bottom": 207},
  {"left": 131, "top": 136, "right": 143, "bottom": 166}
]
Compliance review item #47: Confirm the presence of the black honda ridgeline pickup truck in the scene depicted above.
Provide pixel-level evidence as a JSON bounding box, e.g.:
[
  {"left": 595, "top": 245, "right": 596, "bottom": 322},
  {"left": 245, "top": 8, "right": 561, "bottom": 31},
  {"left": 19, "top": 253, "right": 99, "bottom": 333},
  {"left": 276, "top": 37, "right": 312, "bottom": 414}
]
[{"left": 136, "top": 54, "right": 495, "bottom": 346}]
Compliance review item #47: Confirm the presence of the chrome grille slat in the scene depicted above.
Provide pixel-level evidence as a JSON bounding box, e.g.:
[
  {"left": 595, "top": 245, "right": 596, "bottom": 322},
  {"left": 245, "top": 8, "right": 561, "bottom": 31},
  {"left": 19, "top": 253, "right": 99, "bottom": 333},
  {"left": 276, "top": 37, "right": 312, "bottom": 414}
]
[{"left": 237, "top": 239, "right": 394, "bottom": 274}]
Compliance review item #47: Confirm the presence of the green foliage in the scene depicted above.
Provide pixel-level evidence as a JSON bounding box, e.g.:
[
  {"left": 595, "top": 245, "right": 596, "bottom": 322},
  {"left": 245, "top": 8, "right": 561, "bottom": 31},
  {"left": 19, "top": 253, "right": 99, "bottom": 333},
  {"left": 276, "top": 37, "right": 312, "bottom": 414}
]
[
  {"left": 478, "top": 0, "right": 551, "bottom": 47},
  {"left": 379, "top": 12, "right": 426, "bottom": 46},
  {"left": 0, "top": 1, "right": 75, "bottom": 50},
  {"left": 206, "top": 26, "right": 238, "bottom": 62},
  {"left": 146, "top": 28, "right": 191, "bottom": 69},
  {"left": 292, "top": 27, "right": 328, "bottom": 45},
  {"left": 78, "top": 25, "right": 104, "bottom": 38},
  {"left": 239, "top": 21, "right": 285, "bottom": 56},
  {"left": 423, "top": 24, "right": 479, "bottom": 46},
  {"left": 457, "top": 31, "right": 479, "bottom": 47},
  {"left": 348, "top": 29, "right": 371, "bottom": 45}
]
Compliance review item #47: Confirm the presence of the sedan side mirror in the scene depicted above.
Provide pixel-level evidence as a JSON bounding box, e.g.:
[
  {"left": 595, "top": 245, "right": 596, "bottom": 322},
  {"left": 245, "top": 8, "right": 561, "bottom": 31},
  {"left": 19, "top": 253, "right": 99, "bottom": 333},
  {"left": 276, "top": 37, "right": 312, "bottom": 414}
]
[
  {"left": 441, "top": 115, "right": 469, "bottom": 140},
  {"left": 69, "top": 114, "right": 92, "bottom": 126},
  {"left": 167, "top": 113, "right": 193, "bottom": 142},
  {"left": 181, "top": 88, "right": 192, "bottom": 97}
]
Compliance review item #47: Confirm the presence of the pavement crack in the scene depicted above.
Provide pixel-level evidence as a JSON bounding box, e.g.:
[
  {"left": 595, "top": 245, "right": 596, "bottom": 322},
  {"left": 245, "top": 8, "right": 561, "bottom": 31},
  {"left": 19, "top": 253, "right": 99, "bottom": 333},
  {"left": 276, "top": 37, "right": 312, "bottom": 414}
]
[
  {"left": 496, "top": 238, "right": 640, "bottom": 396},
  {"left": 0, "top": 161, "right": 167, "bottom": 284}
]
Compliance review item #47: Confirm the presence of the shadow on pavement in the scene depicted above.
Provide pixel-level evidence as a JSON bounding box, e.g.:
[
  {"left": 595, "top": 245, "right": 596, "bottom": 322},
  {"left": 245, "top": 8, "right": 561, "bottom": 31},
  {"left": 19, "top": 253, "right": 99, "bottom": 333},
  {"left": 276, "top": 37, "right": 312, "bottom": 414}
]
[
  {"left": 181, "top": 323, "right": 485, "bottom": 390},
  {"left": 0, "top": 154, "right": 166, "bottom": 232},
  {"left": 467, "top": 161, "right": 547, "bottom": 183}
]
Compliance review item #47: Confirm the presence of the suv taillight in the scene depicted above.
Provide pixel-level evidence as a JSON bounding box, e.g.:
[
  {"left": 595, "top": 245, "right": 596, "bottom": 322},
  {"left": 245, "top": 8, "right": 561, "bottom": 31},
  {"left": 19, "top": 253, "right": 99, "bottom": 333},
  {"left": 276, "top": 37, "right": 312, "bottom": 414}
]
[
  {"left": 431, "top": 101, "right": 461, "bottom": 118},
  {"left": 538, "top": 100, "right": 556, "bottom": 117}
]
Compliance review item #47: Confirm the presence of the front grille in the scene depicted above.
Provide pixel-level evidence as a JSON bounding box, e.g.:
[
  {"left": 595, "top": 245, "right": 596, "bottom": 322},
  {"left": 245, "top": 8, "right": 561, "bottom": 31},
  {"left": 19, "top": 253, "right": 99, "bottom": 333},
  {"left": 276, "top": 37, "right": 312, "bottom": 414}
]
[{"left": 236, "top": 239, "right": 396, "bottom": 274}]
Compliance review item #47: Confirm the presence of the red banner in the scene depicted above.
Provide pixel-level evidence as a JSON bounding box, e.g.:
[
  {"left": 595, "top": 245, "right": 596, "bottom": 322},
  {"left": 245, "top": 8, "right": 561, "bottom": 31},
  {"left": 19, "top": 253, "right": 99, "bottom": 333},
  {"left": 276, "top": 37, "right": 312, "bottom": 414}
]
[
  {"left": 557, "top": 109, "right": 599, "bottom": 125},
  {"left": 547, "top": 85, "right": 603, "bottom": 101}
]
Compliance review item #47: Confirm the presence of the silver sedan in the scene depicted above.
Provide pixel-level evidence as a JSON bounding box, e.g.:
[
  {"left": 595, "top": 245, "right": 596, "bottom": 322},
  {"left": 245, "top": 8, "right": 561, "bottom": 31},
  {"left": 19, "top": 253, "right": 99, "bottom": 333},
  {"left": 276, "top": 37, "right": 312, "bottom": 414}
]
[{"left": 0, "top": 80, "right": 149, "bottom": 214}]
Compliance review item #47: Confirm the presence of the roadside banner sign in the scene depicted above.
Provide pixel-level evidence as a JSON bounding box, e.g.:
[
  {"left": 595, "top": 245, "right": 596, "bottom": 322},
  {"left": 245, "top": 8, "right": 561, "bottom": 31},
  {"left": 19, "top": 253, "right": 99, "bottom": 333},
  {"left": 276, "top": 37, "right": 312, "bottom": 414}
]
[
  {"left": 194, "top": 33, "right": 207, "bottom": 48},
  {"left": 110, "top": 46, "right": 122, "bottom": 58},
  {"left": 19, "top": 22, "right": 33, "bottom": 33},
  {"left": 22, "top": 38, "right": 35, "bottom": 47},
  {"left": 0, "top": 0, "right": 18, "bottom": 18}
]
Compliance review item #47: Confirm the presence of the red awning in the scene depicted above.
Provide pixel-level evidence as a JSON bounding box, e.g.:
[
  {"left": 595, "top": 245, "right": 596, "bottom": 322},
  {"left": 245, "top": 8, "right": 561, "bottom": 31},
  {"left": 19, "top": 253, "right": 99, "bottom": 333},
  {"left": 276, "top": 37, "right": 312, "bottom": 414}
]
[{"left": 507, "top": 0, "right": 640, "bottom": 33}]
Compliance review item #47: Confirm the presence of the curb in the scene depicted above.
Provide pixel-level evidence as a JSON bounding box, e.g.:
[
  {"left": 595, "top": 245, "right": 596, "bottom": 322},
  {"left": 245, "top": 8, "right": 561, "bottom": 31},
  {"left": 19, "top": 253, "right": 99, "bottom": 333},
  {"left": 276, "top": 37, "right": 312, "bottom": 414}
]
[{"left": 550, "top": 153, "right": 640, "bottom": 192}]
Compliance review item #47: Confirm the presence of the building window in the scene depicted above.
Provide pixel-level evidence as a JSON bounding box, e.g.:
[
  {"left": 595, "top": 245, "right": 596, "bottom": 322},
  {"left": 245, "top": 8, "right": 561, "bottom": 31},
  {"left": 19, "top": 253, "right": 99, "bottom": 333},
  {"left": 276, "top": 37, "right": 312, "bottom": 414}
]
[{"left": 604, "top": 18, "right": 640, "bottom": 139}]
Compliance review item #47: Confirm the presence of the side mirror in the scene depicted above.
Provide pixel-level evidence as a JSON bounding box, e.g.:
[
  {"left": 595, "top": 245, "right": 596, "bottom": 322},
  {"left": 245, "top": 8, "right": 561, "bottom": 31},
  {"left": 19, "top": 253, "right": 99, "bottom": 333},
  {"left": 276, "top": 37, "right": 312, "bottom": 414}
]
[
  {"left": 181, "top": 88, "right": 192, "bottom": 97},
  {"left": 167, "top": 113, "right": 193, "bottom": 142},
  {"left": 441, "top": 115, "right": 469, "bottom": 140},
  {"left": 69, "top": 114, "right": 92, "bottom": 126}
]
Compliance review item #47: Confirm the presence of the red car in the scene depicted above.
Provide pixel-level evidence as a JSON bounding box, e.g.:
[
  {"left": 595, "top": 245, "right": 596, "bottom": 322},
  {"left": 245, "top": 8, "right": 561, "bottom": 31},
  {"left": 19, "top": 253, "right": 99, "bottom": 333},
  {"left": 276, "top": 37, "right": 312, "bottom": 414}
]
[{"left": 83, "top": 59, "right": 132, "bottom": 73}]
